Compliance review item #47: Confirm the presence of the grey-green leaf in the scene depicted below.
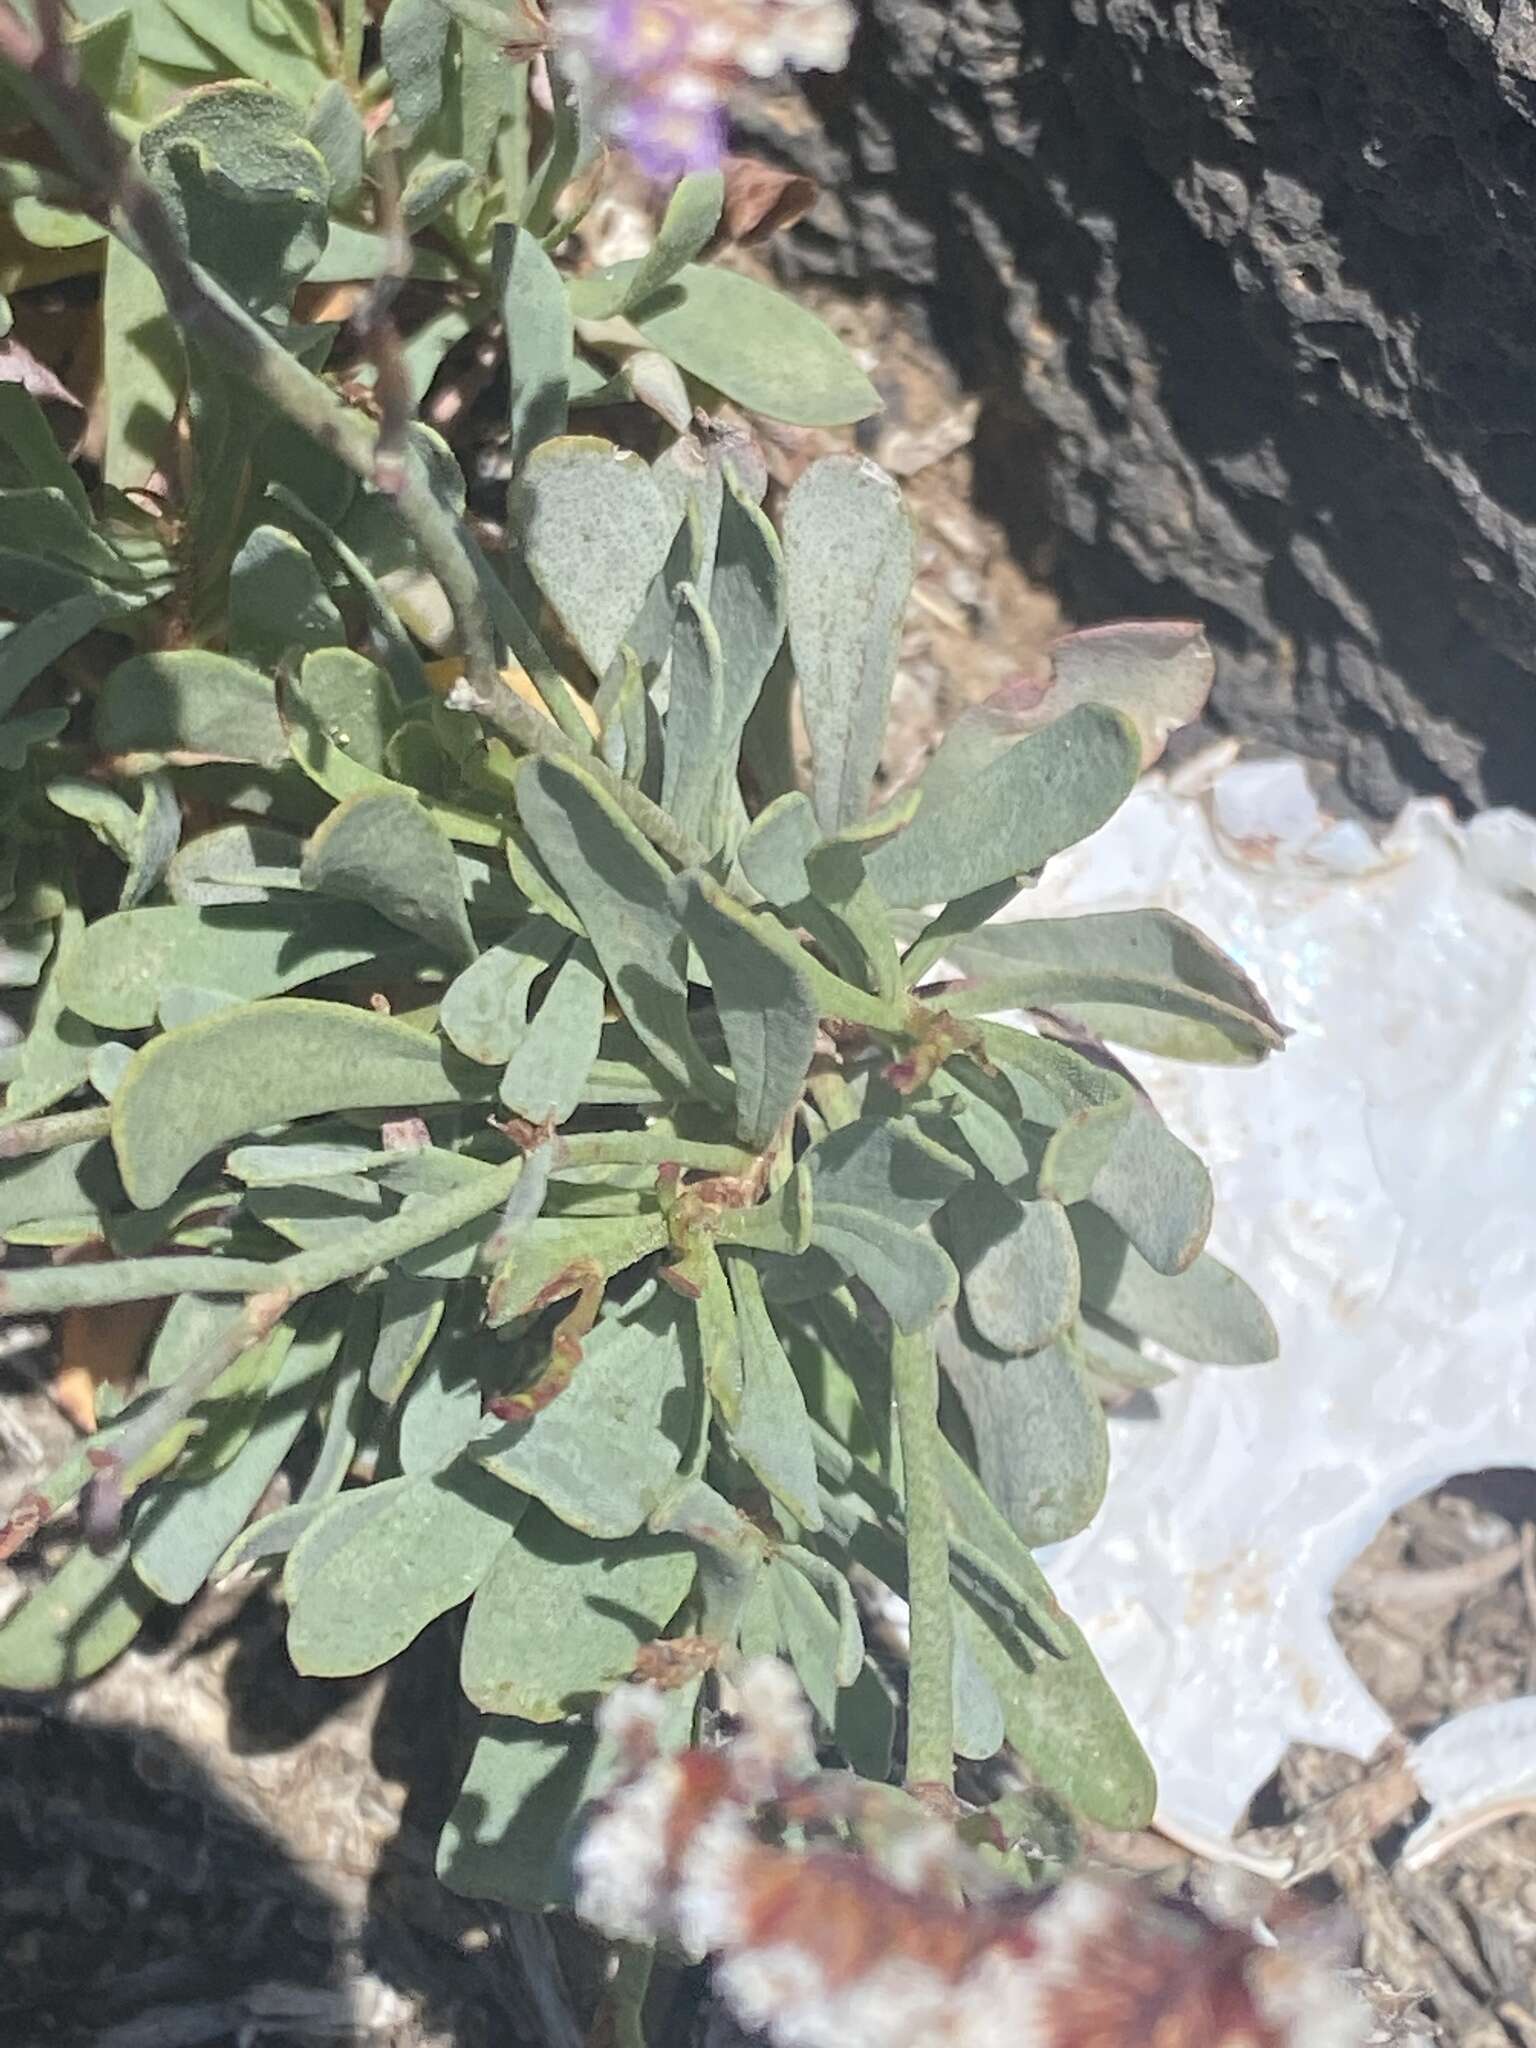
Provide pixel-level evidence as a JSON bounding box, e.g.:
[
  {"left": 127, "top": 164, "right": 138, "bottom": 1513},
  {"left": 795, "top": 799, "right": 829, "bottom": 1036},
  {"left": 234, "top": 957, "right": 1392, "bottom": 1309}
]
[
  {"left": 473, "top": 1289, "right": 694, "bottom": 1538},
  {"left": 941, "top": 1179, "right": 1080, "bottom": 1356},
  {"left": 660, "top": 582, "right": 724, "bottom": 842},
  {"left": 625, "top": 264, "right": 881, "bottom": 427},
  {"left": 227, "top": 524, "right": 344, "bottom": 670},
  {"left": 498, "top": 939, "right": 605, "bottom": 1122},
  {"left": 60, "top": 900, "right": 417, "bottom": 1031},
  {"left": 1071, "top": 1206, "right": 1278, "bottom": 1365},
  {"left": 940, "top": 908, "right": 1286, "bottom": 1065},
  {"left": 96, "top": 650, "right": 288, "bottom": 767},
  {"left": 437, "top": 1720, "right": 597, "bottom": 1909},
  {"left": 726, "top": 1257, "right": 822, "bottom": 1531},
  {"left": 510, "top": 436, "right": 674, "bottom": 679},
  {"left": 292, "top": 647, "right": 402, "bottom": 775},
  {"left": 0, "top": 1541, "right": 155, "bottom": 1689},
  {"left": 496, "top": 221, "right": 571, "bottom": 473},
  {"left": 381, "top": 0, "right": 450, "bottom": 128},
  {"left": 579, "top": 171, "right": 723, "bottom": 317},
  {"left": 301, "top": 786, "right": 476, "bottom": 964},
  {"left": 868, "top": 705, "right": 1142, "bottom": 910},
  {"left": 515, "top": 754, "right": 719, "bottom": 1098},
  {"left": 936, "top": 1438, "right": 1155, "bottom": 1826},
  {"left": 439, "top": 919, "right": 564, "bottom": 1066},
  {"left": 132, "top": 1312, "right": 343, "bottom": 1604},
  {"left": 368, "top": 1275, "right": 446, "bottom": 1405},
  {"left": 1088, "top": 1097, "right": 1212, "bottom": 1277},
  {"left": 784, "top": 455, "right": 916, "bottom": 835},
  {"left": 680, "top": 874, "right": 818, "bottom": 1149},
  {"left": 285, "top": 1461, "right": 519, "bottom": 1678},
  {"left": 461, "top": 1509, "right": 694, "bottom": 1719},
  {"left": 940, "top": 1322, "right": 1108, "bottom": 1546},
  {"left": 112, "top": 998, "right": 474, "bottom": 1208}
]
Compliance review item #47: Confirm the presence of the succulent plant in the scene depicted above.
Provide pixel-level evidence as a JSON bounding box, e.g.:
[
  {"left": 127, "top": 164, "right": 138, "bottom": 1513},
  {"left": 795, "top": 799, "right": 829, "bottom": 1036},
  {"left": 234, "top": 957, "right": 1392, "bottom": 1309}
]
[{"left": 0, "top": 0, "right": 1286, "bottom": 1917}]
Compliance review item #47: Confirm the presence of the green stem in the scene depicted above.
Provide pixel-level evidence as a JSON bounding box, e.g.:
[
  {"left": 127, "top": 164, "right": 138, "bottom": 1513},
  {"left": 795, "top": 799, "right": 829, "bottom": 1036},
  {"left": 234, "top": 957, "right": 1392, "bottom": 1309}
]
[
  {"left": 0, "top": 1105, "right": 112, "bottom": 1158},
  {"left": 0, "top": 1154, "right": 525, "bottom": 1314},
  {"left": 890, "top": 1325, "right": 954, "bottom": 1794},
  {"left": 340, "top": 0, "right": 364, "bottom": 81},
  {"left": 554, "top": 1131, "right": 756, "bottom": 1176}
]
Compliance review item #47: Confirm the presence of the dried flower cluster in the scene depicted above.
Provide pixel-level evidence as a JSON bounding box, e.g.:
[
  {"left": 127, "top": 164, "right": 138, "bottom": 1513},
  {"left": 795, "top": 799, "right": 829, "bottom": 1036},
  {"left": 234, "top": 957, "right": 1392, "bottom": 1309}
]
[
  {"left": 576, "top": 1661, "right": 1368, "bottom": 2048},
  {"left": 555, "top": 0, "right": 857, "bottom": 176}
]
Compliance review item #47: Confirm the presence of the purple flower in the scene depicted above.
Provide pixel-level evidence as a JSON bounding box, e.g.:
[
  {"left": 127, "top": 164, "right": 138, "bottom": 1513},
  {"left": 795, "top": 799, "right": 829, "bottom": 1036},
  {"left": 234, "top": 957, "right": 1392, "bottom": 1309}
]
[
  {"left": 566, "top": 0, "right": 694, "bottom": 80},
  {"left": 555, "top": 0, "right": 854, "bottom": 181},
  {"left": 611, "top": 82, "right": 727, "bottom": 178}
]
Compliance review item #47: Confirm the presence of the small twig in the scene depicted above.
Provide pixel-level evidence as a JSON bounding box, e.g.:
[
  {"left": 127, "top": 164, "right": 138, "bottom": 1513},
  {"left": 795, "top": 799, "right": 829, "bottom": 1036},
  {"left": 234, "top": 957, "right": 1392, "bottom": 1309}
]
[
  {"left": 890, "top": 1325, "right": 954, "bottom": 1797},
  {"left": 1356, "top": 1539, "right": 1525, "bottom": 1613}
]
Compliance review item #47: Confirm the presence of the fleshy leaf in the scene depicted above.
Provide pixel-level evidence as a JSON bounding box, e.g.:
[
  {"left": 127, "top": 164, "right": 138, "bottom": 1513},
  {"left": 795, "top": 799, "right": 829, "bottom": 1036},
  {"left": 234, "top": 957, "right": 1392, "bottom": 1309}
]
[
  {"left": 111, "top": 998, "right": 475, "bottom": 1208},
  {"left": 940, "top": 1321, "right": 1108, "bottom": 1546},
  {"left": 138, "top": 82, "right": 331, "bottom": 315},
  {"left": 438, "top": 1720, "right": 597, "bottom": 1908},
  {"left": 131, "top": 1310, "right": 344, "bottom": 1604},
  {"left": 0, "top": 1541, "right": 156, "bottom": 1689},
  {"left": 287, "top": 646, "right": 402, "bottom": 774},
  {"left": 368, "top": 1274, "right": 446, "bottom": 1405},
  {"left": 227, "top": 524, "right": 344, "bottom": 669},
  {"left": 868, "top": 705, "right": 1141, "bottom": 910},
  {"left": 571, "top": 171, "right": 724, "bottom": 319},
  {"left": 934, "top": 1440, "right": 1156, "bottom": 1826},
  {"left": 510, "top": 436, "right": 674, "bottom": 679},
  {"left": 439, "top": 919, "right": 565, "bottom": 1067},
  {"left": 625, "top": 263, "right": 881, "bottom": 427},
  {"left": 498, "top": 939, "right": 605, "bottom": 1122},
  {"left": 940, "top": 908, "right": 1286, "bottom": 1066},
  {"left": 473, "top": 1289, "right": 694, "bottom": 1538},
  {"left": 496, "top": 221, "right": 572, "bottom": 473},
  {"left": 285, "top": 1460, "right": 519, "bottom": 1677},
  {"left": 726, "top": 1257, "right": 822, "bottom": 1531},
  {"left": 941, "top": 1178, "right": 1080, "bottom": 1356},
  {"left": 61, "top": 900, "right": 419, "bottom": 1031},
  {"left": 680, "top": 873, "right": 818, "bottom": 1149},
  {"left": 515, "top": 754, "right": 721, "bottom": 1099},
  {"left": 1071, "top": 1204, "right": 1278, "bottom": 1364},
  {"left": 784, "top": 455, "right": 916, "bottom": 835},
  {"left": 301, "top": 786, "right": 476, "bottom": 965},
  {"left": 1087, "top": 1096, "right": 1212, "bottom": 1277},
  {"left": 660, "top": 582, "right": 725, "bottom": 842},
  {"left": 461, "top": 1509, "right": 694, "bottom": 1719},
  {"left": 381, "top": 0, "right": 450, "bottom": 129},
  {"left": 96, "top": 649, "right": 288, "bottom": 767}
]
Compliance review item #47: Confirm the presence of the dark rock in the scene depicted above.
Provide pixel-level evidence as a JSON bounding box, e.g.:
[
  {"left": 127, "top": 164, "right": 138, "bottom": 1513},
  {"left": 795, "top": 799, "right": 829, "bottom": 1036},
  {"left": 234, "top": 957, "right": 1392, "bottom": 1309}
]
[{"left": 741, "top": 0, "right": 1536, "bottom": 815}]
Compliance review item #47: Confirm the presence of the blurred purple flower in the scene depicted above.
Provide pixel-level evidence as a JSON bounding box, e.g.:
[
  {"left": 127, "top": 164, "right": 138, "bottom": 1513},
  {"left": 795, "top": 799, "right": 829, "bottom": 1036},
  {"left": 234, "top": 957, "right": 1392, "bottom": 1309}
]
[
  {"left": 612, "top": 82, "right": 728, "bottom": 179},
  {"left": 580, "top": 0, "right": 694, "bottom": 78},
  {"left": 555, "top": 0, "right": 854, "bottom": 181}
]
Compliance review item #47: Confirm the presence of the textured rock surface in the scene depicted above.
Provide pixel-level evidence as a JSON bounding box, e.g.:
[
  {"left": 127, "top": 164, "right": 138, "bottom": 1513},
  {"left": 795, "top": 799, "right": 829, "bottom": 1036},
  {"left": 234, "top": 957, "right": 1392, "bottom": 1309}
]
[{"left": 743, "top": 0, "right": 1536, "bottom": 814}]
